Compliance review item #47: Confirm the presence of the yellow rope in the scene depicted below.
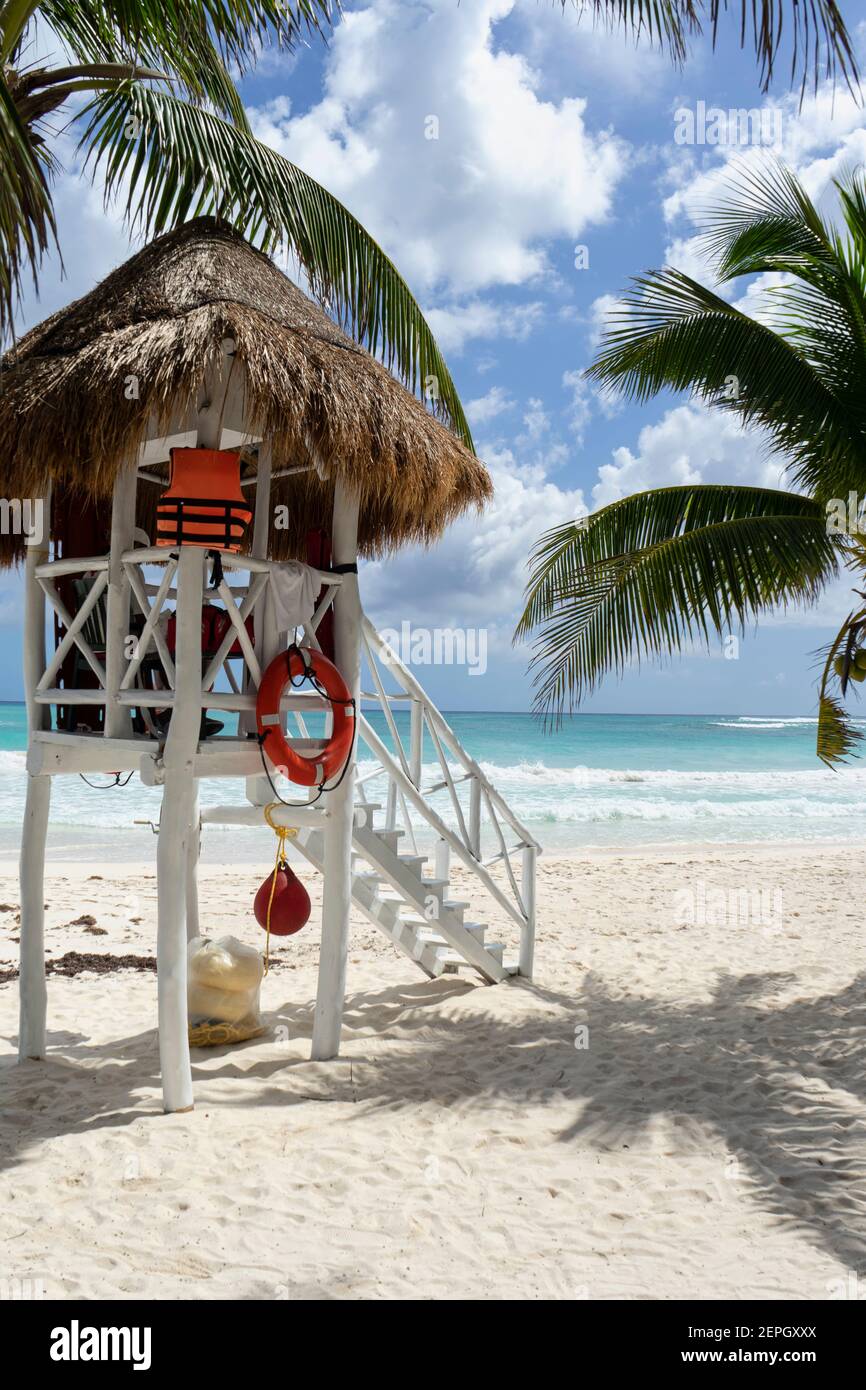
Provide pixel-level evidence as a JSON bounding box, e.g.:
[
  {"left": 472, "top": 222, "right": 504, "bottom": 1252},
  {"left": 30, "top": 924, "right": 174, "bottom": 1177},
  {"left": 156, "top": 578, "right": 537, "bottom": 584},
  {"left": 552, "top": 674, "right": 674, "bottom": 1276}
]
[{"left": 262, "top": 803, "right": 298, "bottom": 974}]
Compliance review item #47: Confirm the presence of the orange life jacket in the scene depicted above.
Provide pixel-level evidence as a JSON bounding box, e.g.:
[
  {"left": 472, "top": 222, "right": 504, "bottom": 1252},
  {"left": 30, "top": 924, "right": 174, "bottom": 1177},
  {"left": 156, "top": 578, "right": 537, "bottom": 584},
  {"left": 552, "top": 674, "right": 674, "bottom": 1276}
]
[{"left": 156, "top": 447, "right": 253, "bottom": 552}]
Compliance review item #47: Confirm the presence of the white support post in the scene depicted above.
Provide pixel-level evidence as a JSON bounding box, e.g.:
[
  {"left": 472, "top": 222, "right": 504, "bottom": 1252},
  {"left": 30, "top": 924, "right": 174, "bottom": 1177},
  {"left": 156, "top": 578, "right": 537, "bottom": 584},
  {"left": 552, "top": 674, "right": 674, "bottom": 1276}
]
[
  {"left": 186, "top": 791, "right": 201, "bottom": 942},
  {"left": 19, "top": 488, "right": 52, "bottom": 1062},
  {"left": 520, "top": 843, "right": 536, "bottom": 978},
  {"left": 154, "top": 372, "right": 225, "bottom": 1112},
  {"left": 385, "top": 777, "right": 397, "bottom": 830},
  {"left": 23, "top": 488, "right": 51, "bottom": 734},
  {"left": 241, "top": 440, "right": 273, "bottom": 742},
  {"left": 245, "top": 443, "right": 280, "bottom": 803},
  {"left": 435, "top": 838, "right": 450, "bottom": 885},
  {"left": 469, "top": 777, "right": 482, "bottom": 860},
  {"left": 156, "top": 546, "right": 202, "bottom": 1111},
  {"left": 311, "top": 475, "right": 361, "bottom": 1061},
  {"left": 19, "top": 775, "right": 51, "bottom": 1059},
  {"left": 105, "top": 459, "right": 137, "bottom": 738},
  {"left": 409, "top": 699, "right": 423, "bottom": 787}
]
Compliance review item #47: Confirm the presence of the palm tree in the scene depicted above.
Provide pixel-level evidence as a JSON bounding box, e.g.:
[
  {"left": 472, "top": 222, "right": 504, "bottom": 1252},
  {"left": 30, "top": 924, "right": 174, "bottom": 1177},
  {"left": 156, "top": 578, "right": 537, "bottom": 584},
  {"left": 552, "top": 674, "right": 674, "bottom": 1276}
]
[
  {"left": 0, "top": 1, "right": 472, "bottom": 439},
  {"left": 515, "top": 162, "right": 866, "bottom": 765},
  {"left": 0, "top": 3, "right": 858, "bottom": 445}
]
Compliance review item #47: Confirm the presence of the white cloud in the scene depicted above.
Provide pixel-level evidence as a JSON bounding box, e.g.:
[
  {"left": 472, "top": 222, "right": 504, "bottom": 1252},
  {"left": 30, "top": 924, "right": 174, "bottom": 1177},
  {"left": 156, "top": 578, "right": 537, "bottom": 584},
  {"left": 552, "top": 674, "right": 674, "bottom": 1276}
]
[
  {"left": 561, "top": 369, "right": 592, "bottom": 445},
  {"left": 587, "top": 292, "right": 620, "bottom": 348},
  {"left": 592, "top": 402, "right": 783, "bottom": 508},
  {"left": 519, "top": 397, "right": 549, "bottom": 442},
  {"left": 424, "top": 298, "right": 544, "bottom": 354},
  {"left": 466, "top": 385, "right": 514, "bottom": 426},
  {"left": 660, "top": 81, "right": 866, "bottom": 288},
  {"left": 248, "top": 0, "right": 628, "bottom": 297},
  {"left": 362, "top": 442, "right": 587, "bottom": 648},
  {"left": 15, "top": 135, "right": 136, "bottom": 334}
]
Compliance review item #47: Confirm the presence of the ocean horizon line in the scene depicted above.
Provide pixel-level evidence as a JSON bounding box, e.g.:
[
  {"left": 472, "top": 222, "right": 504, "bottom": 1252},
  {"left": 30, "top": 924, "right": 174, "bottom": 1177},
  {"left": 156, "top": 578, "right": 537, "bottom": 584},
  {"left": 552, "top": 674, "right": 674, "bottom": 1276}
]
[{"left": 0, "top": 700, "right": 822, "bottom": 719}]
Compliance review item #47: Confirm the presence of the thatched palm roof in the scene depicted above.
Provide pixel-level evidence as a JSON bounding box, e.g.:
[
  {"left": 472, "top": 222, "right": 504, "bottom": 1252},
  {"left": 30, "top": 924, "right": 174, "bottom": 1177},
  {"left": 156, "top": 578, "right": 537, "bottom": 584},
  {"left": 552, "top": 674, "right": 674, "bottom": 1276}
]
[{"left": 0, "top": 217, "right": 491, "bottom": 566}]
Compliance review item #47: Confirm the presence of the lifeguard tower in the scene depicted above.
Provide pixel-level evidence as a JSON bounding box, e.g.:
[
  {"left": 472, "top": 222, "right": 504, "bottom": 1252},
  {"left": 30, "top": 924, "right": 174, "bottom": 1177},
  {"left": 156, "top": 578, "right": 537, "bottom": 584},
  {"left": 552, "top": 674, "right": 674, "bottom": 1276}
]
[{"left": 1, "top": 220, "right": 539, "bottom": 1112}]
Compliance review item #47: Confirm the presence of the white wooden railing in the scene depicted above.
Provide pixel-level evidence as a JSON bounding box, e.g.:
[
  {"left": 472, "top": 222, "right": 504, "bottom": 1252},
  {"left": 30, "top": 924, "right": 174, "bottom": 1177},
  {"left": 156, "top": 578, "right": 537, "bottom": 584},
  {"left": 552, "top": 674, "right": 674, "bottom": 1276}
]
[
  {"left": 358, "top": 616, "right": 539, "bottom": 977},
  {"left": 33, "top": 545, "right": 341, "bottom": 718}
]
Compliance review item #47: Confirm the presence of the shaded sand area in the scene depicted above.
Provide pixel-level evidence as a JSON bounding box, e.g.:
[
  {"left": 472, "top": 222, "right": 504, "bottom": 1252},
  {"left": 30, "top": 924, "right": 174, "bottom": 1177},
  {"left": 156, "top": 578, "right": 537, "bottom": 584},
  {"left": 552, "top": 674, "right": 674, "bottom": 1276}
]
[{"left": 1, "top": 846, "right": 865, "bottom": 1300}]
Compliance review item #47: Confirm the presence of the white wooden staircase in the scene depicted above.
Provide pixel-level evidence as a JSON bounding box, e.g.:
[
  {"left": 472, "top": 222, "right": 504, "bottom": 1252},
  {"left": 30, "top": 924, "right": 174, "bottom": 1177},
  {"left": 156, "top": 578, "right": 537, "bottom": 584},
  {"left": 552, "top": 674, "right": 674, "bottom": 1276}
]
[
  {"left": 293, "top": 800, "right": 516, "bottom": 982},
  {"left": 280, "top": 615, "right": 540, "bottom": 983}
]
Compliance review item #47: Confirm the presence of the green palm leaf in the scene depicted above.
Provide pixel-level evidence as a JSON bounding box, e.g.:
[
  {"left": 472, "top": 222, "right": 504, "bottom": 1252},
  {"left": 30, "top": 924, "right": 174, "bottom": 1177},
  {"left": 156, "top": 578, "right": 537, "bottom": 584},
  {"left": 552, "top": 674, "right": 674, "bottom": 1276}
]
[
  {"left": 587, "top": 262, "right": 866, "bottom": 504},
  {"left": 563, "top": 2, "right": 857, "bottom": 92},
  {"left": 817, "top": 694, "right": 862, "bottom": 765},
  {"left": 0, "top": 68, "right": 56, "bottom": 338},
  {"left": 815, "top": 599, "right": 866, "bottom": 765},
  {"left": 39, "top": 1, "right": 335, "bottom": 126},
  {"left": 77, "top": 82, "right": 472, "bottom": 445},
  {"left": 516, "top": 485, "right": 838, "bottom": 719}
]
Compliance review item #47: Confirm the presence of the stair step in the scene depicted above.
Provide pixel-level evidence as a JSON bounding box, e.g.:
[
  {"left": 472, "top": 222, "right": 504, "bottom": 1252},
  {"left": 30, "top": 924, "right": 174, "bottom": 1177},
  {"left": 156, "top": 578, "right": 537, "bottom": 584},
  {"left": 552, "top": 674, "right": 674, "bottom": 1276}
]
[
  {"left": 418, "top": 921, "right": 486, "bottom": 944},
  {"left": 418, "top": 877, "right": 450, "bottom": 897},
  {"left": 383, "top": 895, "right": 471, "bottom": 925},
  {"left": 436, "top": 941, "right": 505, "bottom": 968},
  {"left": 395, "top": 853, "right": 427, "bottom": 873},
  {"left": 371, "top": 828, "right": 405, "bottom": 850}
]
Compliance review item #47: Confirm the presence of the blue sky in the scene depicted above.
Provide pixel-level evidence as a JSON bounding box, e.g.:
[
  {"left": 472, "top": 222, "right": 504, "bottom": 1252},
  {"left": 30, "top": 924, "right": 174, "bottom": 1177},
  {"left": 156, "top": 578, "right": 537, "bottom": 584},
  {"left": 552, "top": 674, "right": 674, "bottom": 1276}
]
[{"left": 4, "top": 1, "right": 866, "bottom": 714}]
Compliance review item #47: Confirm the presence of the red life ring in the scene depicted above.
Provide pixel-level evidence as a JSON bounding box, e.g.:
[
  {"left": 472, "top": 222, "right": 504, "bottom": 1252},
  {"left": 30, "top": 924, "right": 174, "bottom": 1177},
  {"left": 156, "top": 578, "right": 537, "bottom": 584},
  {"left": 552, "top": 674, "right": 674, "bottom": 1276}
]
[{"left": 256, "top": 647, "right": 354, "bottom": 787}]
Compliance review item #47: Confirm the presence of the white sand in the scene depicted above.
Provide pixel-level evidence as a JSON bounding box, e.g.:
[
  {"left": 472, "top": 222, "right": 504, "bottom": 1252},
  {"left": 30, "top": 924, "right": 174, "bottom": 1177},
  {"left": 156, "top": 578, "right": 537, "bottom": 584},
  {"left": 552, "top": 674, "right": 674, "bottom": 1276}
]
[{"left": 1, "top": 844, "right": 864, "bottom": 1301}]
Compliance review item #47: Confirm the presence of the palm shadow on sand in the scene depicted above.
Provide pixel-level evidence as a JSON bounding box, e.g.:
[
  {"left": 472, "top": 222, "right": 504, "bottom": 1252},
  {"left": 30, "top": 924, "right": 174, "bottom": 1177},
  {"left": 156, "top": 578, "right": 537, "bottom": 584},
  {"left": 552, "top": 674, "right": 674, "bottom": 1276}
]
[{"left": 2, "top": 966, "right": 865, "bottom": 1273}]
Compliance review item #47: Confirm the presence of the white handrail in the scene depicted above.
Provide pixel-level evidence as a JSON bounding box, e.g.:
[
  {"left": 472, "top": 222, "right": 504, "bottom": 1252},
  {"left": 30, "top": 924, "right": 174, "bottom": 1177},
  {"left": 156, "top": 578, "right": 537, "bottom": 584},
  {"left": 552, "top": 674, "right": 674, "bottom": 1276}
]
[
  {"left": 357, "top": 614, "right": 541, "bottom": 970},
  {"left": 121, "top": 546, "right": 342, "bottom": 588},
  {"left": 358, "top": 714, "right": 528, "bottom": 931},
  {"left": 361, "top": 616, "right": 541, "bottom": 852}
]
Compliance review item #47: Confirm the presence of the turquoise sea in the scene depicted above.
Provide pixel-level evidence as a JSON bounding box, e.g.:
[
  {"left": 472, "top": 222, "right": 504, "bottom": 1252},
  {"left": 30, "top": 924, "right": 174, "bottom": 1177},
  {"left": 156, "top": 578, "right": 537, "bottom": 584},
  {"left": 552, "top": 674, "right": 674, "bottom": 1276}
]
[{"left": 0, "top": 703, "right": 862, "bottom": 860}]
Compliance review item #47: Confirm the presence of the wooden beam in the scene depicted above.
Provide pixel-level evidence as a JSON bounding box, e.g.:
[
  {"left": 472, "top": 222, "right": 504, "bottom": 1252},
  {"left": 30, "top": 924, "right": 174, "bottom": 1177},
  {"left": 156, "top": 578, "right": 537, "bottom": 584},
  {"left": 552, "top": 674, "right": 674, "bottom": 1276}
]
[
  {"left": 244, "top": 439, "right": 280, "bottom": 789},
  {"left": 36, "top": 571, "right": 107, "bottom": 692},
  {"left": 22, "top": 485, "right": 51, "bottom": 736},
  {"left": 106, "top": 457, "right": 137, "bottom": 738},
  {"left": 311, "top": 475, "right": 362, "bottom": 1062},
  {"left": 152, "top": 360, "right": 235, "bottom": 1114},
  {"left": 520, "top": 844, "right": 536, "bottom": 979},
  {"left": 18, "top": 775, "right": 50, "bottom": 1060},
  {"left": 156, "top": 544, "right": 201, "bottom": 1113}
]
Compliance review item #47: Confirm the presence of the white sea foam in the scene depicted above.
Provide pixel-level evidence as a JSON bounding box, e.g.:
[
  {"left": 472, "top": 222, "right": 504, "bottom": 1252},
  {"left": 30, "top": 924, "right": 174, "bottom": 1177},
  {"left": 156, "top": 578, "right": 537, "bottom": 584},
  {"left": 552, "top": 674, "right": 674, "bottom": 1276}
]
[
  {"left": 0, "top": 731, "right": 859, "bottom": 851},
  {"left": 532, "top": 795, "right": 866, "bottom": 824},
  {"left": 473, "top": 759, "right": 866, "bottom": 792}
]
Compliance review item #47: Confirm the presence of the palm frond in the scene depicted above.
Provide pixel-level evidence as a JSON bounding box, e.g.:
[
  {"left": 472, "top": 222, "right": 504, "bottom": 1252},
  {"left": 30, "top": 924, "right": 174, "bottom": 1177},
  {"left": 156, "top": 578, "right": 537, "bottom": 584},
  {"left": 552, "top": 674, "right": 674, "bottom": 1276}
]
[
  {"left": 814, "top": 602, "right": 866, "bottom": 765},
  {"left": 0, "top": 1, "right": 43, "bottom": 63},
  {"left": 566, "top": 2, "right": 858, "bottom": 93},
  {"left": 701, "top": 160, "right": 832, "bottom": 272},
  {"left": 515, "top": 484, "right": 838, "bottom": 720},
  {"left": 586, "top": 260, "right": 866, "bottom": 502},
  {"left": 77, "top": 81, "right": 472, "bottom": 446},
  {"left": 0, "top": 65, "right": 56, "bottom": 339},
  {"left": 38, "top": 2, "right": 335, "bottom": 124},
  {"left": 817, "top": 694, "right": 862, "bottom": 765},
  {"left": 816, "top": 694, "right": 860, "bottom": 764}
]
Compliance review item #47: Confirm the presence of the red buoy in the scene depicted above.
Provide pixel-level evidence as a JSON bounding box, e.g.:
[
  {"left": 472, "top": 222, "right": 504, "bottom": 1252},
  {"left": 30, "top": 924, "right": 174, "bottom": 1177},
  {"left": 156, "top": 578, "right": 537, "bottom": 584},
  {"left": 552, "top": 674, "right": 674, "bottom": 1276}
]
[{"left": 254, "top": 863, "right": 311, "bottom": 937}]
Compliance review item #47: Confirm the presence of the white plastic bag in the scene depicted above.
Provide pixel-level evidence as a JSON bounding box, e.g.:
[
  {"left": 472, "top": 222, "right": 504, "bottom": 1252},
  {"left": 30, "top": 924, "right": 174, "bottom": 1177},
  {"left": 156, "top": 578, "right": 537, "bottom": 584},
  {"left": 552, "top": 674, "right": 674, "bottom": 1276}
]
[{"left": 187, "top": 935, "right": 266, "bottom": 1046}]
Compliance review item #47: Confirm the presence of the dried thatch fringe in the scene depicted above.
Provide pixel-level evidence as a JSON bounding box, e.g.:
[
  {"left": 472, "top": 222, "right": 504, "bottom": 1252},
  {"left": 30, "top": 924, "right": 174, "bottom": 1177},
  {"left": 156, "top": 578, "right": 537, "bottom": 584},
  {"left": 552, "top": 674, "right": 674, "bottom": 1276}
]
[{"left": 0, "top": 218, "right": 491, "bottom": 566}]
